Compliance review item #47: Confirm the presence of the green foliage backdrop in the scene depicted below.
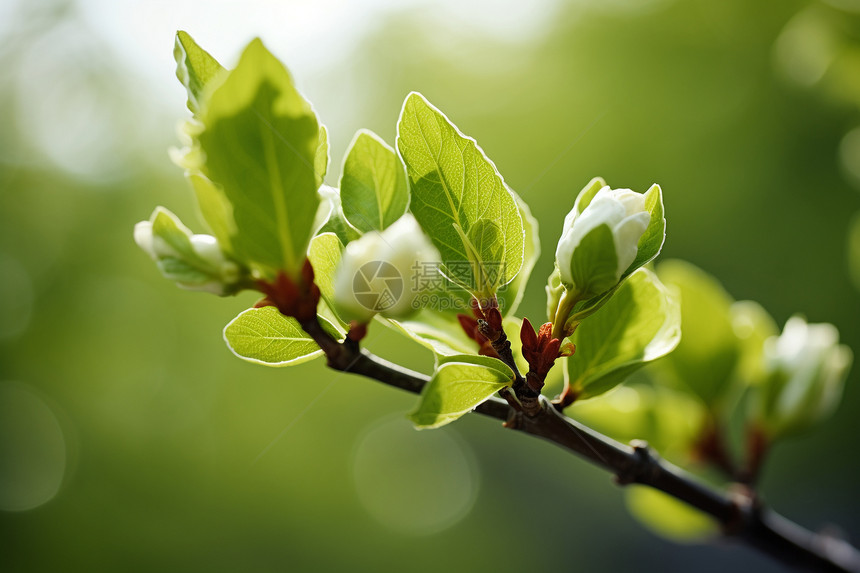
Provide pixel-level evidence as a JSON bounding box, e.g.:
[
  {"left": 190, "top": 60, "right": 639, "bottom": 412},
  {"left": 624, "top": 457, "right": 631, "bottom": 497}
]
[{"left": 1, "top": 1, "right": 859, "bottom": 572}]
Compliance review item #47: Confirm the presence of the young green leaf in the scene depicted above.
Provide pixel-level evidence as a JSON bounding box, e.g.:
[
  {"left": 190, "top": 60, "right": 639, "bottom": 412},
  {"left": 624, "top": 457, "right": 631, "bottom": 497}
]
[
  {"left": 174, "top": 31, "right": 225, "bottom": 114},
  {"left": 571, "top": 176, "right": 607, "bottom": 214},
  {"left": 625, "top": 184, "right": 665, "bottom": 275},
  {"left": 497, "top": 189, "right": 540, "bottom": 317},
  {"left": 223, "top": 306, "right": 341, "bottom": 366},
  {"left": 316, "top": 186, "right": 363, "bottom": 245},
  {"left": 564, "top": 268, "right": 680, "bottom": 401},
  {"left": 566, "top": 224, "right": 619, "bottom": 299},
  {"left": 150, "top": 207, "right": 206, "bottom": 266},
  {"left": 186, "top": 172, "right": 237, "bottom": 255},
  {"left": 654, "top": 260, "right": 740, "bottom": 405},
  {"left": 409, "top": 355, "right": 513, "bottom": 429},
  {"left": 396, "top": 92, "right": 524, "bottom": 299},
  {"left": 382, "top": 312, "right": 477, "bottom": 357},
  {"left": 340, "top": 129, "right": 409, "bottom": 233},
  {"left": 315, "top": 125, "right": 330, "bottom": 183},
  {"left": 308, "top": 232, "right": 348, "bottom": 328},
  {"left": 197, "top": 38, "right": 322, "bottom": 280}
]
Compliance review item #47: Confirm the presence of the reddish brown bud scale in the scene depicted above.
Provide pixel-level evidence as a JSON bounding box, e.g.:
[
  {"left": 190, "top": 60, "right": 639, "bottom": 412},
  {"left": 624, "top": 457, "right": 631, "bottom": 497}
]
[
  {"left": 457, "top": 313, "right": 500, "bottom": 358},
  {"left": 347, "top": 321, "right": 368, "bottom": 343},
  {"left": 520, "top": 317, "right": 566, "bottom": 394},
  {"left": 458, "top": 313, "right": 479, "bottom": 338},
  {"left": 521, "top": 317, "right": 538, "bottom": 351},
  {"left": 486, "top": 307, "right": 503, "bottom": 332},
  {"left": 255, "top": 259, "right": 321, "bottom": 322},
  {"left": 544, "top": 339, "right": 562, "bottom": 362}
]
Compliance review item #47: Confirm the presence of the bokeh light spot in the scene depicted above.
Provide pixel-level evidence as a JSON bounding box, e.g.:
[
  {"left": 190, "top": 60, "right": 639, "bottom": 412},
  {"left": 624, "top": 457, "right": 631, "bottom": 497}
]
[
  {"left": 351, "top": 415, "right": 478, "bottom": 536},
  {"left": 0, "top": 381, "right": 67, "bottom": 512},
  {"left": 773, "top": 8, "right": 837, "bottom": 88},
  {"left": 839, "top": 126, "right": 860, "bottom": 188}
]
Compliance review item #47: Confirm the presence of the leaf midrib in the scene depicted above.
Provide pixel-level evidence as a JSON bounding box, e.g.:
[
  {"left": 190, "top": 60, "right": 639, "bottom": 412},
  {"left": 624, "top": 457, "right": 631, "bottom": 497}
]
[
  {"left": 413, "top": 98, "right": 464, "bottom": 235},
  {"left": 258, "top": 101, "right": 295, "bottom": 272}
]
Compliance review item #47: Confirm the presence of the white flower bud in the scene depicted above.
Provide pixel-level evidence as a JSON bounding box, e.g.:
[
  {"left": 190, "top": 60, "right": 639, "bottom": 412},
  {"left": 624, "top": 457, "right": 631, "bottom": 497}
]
[
  {"left": 134, "top": 220, "right": 158, "bottom": 260},
  {"left": 333, "top": 214, "right": 440, "bottom": 323},
  {"left": 134, "top": 208, "right": 245, "bottom": 296},
  {"left": 760, "top": 315, "right": 852, "bottom": 437},
  {"left": 555, "top": 186, "right": 651, "bottom": 297},
  {"left": 189, "top": 234, "right": 241, "bottom": 288}
]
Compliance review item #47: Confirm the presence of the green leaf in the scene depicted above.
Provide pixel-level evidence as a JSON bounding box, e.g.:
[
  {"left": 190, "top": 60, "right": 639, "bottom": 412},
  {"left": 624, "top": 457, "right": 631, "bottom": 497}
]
[
  {"left": 318, "top": 209, "right": 363, "bottom": 245},
  {"left": 381, "top": 311, "right": 477, "bottom": 358},
  {"left": 501, "top": 316, "right": 530, "bottom": 375},
  {"left": 223, "top": 306, "right": 341, "bottom": 366},
  {"left": 186, "top": 172, "right": 237, "bottom": 255},
  {"left": 498, "top": 189, "right": 539, "bottom": 317},
  {"left": 654, "top": 260, "right": 740, "bottom": 405},
  {"left": 564, "top": 283, "right": 620, "bottom": 331},
  {"left": 157, "top": 257, "right": 211, "bottom": 284},
  {"left": 567, "top": 224, "right": 619, "bottom": 298},
  {"left": 340, "top": 130, "right": 409, "bottom": 233},
  {"left": 317, "top": 186, "right": 363, "bottom": 245},
  {"left": 308, "top": 232, "right": 348, "bottom": 328},
  {"left": 396, "top": 92, "right": 524, "bottom": 299},
  {"left": 315, "top": 124, "right": 329, "bottom": 183},
  {"left": 572, "top": 176, "right": 607, "bottom": 214},
  {"left": 625, "top": 183, "right": 666, "bottom": 275},
  {"left": 410, "top": 355, "right": 513, "bottom": 429},
  {"left": 564, "top": 268, "right": 680, "bottom": 401},
  {"left": 150, "top": 207, "right": 208, "bottom": 268},
  {"left": 454, "top": 219, "right": 506, "bottom": 293},
  {"left": 174, "top": 31, "right": 225, "bottom": 114},
  {"left": 625, "top": 486, "right": 717, "bottom": 543},
  {"left": 197, "top": 38, "right": 321, "bottom": 279}
]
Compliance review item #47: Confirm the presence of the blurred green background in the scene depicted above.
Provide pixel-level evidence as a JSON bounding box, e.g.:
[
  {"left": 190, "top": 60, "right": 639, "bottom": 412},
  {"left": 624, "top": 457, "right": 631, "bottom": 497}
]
[{"left": 2, "top": 0, "right": 860, "bottom": 571}]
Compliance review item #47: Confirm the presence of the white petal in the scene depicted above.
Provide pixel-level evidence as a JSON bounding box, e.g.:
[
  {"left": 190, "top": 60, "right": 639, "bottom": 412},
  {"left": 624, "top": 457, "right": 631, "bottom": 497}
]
[
  {"left": 607, "top": 188, "right": 646, "bottom": 217},
  {"left": 133, "top": 221, "right": 158, "bottom": 260},
  {"left": 555, "top": 192, "right": 626, "bottom": 285},
  {"left": 612, "top": 211, "right": 650, "bottom": 278}
]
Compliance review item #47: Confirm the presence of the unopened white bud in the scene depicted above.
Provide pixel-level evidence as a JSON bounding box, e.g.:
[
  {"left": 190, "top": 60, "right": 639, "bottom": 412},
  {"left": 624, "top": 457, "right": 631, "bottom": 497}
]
[
  {"left": 555, "top": 186, "right": 650, "bottom": 297},
  {"left": 134, "top": 207, "right": 245, "bottom": 296},
  {"left": 333, "top": 214, "right": 440, "bottom": 322},
  {"left": 760, "top": 315, "right": 852, "bottom": 437}
]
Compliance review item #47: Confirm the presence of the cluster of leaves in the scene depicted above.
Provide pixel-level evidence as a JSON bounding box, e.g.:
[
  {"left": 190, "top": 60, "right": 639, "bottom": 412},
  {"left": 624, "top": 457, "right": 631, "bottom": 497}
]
[
  {"left": 151, "top": 32, "right": 682, "bottom": 427},
  {"left": 138, "top": 32, "right": 852, "bottom": 544}
]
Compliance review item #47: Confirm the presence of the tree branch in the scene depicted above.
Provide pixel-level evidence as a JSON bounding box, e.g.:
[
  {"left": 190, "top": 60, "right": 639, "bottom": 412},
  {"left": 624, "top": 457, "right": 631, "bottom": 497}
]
[{"left": 300, "top": 316, "right": 860, "bottom": 573}]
